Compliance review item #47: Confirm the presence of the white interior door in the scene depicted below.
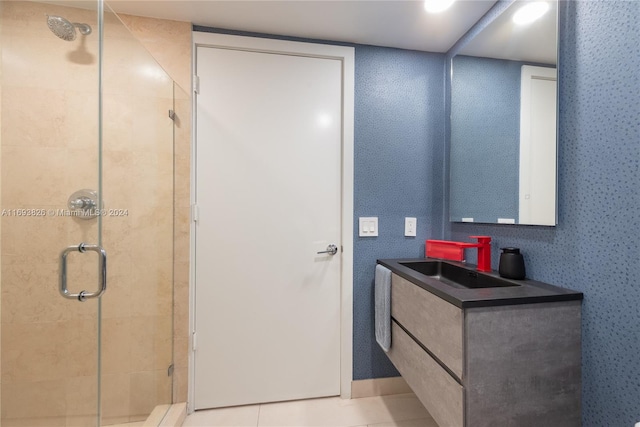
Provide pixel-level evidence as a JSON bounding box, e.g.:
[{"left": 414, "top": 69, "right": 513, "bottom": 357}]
[
  {"left": 519, "top": 65, "right": 557, "bottom": 226},
  {"left": 194, "top": 42, "right": 343, "bottom": 410}
]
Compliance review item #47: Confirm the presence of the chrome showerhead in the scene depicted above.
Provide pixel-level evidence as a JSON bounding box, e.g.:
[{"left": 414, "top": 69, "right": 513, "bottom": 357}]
[{"left": 46, "top": 15, "right": 92, "bottom": 41}]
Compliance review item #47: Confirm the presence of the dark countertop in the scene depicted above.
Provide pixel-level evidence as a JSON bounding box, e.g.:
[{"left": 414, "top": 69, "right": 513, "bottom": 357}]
[{"left": 378, "top": 258, "right": 583, "bottom": 309}]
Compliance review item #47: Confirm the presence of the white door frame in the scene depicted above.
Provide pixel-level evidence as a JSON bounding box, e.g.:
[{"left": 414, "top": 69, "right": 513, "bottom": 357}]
[{"left": 188, "top": 31, "right": 355, "bottom": 413}]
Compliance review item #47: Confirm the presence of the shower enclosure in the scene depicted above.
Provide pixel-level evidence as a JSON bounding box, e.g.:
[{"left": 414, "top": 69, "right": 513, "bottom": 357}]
[{"left": 0, "top": 0, "right": 185, "bottom": 425}]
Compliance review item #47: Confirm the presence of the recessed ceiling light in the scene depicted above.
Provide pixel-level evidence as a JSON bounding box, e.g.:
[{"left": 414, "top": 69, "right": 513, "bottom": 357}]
[
  {"left": 424, "top": 0, "right": 456, "bottom": 14},
  {"left": 513, "top": 2, "right": 550, "bottom": 25}
]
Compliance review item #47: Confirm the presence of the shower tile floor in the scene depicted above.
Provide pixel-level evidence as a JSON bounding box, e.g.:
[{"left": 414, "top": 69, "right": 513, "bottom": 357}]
[{"left": 182, "top": 393, "right": 437, "bottom": 427}]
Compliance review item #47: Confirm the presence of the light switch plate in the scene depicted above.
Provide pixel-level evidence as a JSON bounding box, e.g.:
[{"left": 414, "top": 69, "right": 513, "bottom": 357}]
[
  {"left": 359, "top": 217, "right": 378, "bottom": 237},
  {"left": 405, "top": 217, "right": 417, "bottom": 236}
]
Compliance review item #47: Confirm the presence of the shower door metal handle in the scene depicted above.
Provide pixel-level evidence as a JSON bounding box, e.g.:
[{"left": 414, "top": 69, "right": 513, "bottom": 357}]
[{"left": 59, "top": 243, "right": 107, "bottom": 302}]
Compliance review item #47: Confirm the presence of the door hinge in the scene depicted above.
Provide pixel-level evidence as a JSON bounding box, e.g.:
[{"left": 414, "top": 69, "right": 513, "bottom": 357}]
[
  {"left": 167, "top": 363, "right": 174, "bottom": 377},
  {"left": 192, "top": 331, "right": 197, "bottom": 352},
  {"left": 191, "top": 204, "right": 199, "bottom": 223},
  {"left": 193, "top": 75, "right": 200, "bottom": 94},
  {"left": 168, "top": 109, "right": 176, "bottom": 121}
]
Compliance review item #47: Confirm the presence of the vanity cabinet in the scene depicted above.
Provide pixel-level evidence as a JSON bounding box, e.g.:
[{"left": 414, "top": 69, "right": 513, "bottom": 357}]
[{"left": 387, "top": 273, "right": 581, "bottom": 427}]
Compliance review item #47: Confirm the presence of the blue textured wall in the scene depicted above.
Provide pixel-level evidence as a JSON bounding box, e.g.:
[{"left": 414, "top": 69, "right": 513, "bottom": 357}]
[
  {"left": 450, "top": 55, "right": 521, "bottom": 223},
  {"left": 353, "top": 46, "right": 445, "bottom": 379},
  {"left": 447, "top": 1, "right": 640, "bottom": 425}
]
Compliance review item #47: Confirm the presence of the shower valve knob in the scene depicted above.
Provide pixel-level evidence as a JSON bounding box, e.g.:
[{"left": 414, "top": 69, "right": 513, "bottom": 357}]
[
  {"left": 67, "top": 189, "right": 99, "bottom": 219},
  {"left": 70, "top": 197, "right": 95, "bottom": 210}
]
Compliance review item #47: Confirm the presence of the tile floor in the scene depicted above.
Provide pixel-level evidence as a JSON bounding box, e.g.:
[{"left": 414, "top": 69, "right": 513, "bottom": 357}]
[{"left": 182, "top": 393, "right": 438, "bottom": 427}]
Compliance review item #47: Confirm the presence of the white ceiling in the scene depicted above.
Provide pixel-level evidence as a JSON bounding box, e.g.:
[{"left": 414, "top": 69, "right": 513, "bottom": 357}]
[
  {"left": 106, "top": 0, "right": 498, "bottom": 53},
  {"left": 458, "top": 0, "right": 557, "bottom": 64}
]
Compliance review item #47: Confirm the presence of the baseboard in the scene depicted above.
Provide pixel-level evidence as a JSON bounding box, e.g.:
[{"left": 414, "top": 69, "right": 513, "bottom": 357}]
[{"left": 351, "top": 377, "right": 412, "bottom": 398}]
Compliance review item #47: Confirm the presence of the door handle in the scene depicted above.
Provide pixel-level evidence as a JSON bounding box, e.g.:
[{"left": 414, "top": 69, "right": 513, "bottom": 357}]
[
  {"left": 317, "top": 244, "right": 338, "bottom": 255},
  {"left": 59, "top": 243, "right": 107, "bottom": 302}
]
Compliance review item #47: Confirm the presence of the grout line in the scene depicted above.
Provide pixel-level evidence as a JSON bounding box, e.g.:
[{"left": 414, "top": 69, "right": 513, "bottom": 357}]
[{"left": 256, "top": 404, "right": 261, "bottom": 427}]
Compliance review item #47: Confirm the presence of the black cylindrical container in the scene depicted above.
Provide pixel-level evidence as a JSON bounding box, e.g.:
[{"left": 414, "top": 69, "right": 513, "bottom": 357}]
[{"left": 499, "top": 247, "right": 526, "bottom": 280}]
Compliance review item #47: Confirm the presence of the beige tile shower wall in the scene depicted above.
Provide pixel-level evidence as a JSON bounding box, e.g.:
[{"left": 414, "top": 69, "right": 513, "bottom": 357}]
[
  {"left": 115, "top": 13, "right": 192, "bottom": 92},
  {"left": 1, "top": 2, "right": 187, "bottom": 425},
  {"left": 172, "top": 88, "right": 191, "bottom": 403},
  {"left": 102, "top": 10, "right": 176, "bottom": 420},
  {"left": 114, "top": 12, "right": 192, "bottom": 403},
  {"left": 1, "top": 3, "right": 101, "bottom": 426}
]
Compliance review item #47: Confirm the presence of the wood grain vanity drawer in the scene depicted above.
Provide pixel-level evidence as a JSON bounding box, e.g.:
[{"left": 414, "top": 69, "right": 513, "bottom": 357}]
[
  {"left": 391, "top": 273, "right": 463, "bottom": 378},
  {"left": 387, "top": 320, "right": 464, "bottom": 427}
]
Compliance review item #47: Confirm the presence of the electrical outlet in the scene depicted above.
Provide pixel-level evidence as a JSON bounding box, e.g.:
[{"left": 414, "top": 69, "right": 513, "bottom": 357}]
[{"left": 405, "top": 217, "right": 417, "bottom": 237}]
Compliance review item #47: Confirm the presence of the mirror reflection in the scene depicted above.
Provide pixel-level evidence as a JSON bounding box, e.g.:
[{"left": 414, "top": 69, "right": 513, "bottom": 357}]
[{"left": 449, "top": 0, "right": 558, "bottom": 226}]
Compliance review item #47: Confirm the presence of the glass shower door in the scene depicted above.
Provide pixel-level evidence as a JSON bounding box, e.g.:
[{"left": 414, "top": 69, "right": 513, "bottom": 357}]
[
  {"left": 1, "top": 1, "right": 176, "bottom": 425},
  {"left": 98, "top": 4, "right": 176, "bottom": 423},
  {"left": 1, "top": 1, "right": 104, "bottom": 426}
]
